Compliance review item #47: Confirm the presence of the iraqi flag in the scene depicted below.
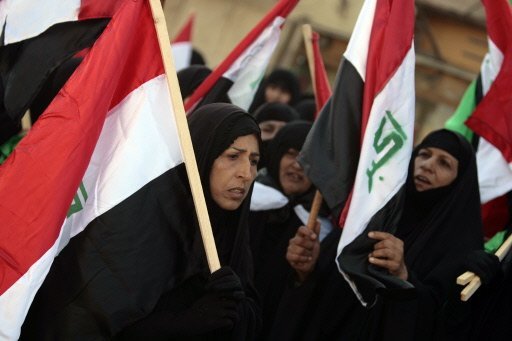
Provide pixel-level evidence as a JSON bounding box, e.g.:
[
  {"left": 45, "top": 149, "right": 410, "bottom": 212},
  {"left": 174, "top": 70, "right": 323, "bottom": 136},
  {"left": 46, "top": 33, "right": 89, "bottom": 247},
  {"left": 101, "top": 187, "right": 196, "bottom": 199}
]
[
  {"left": 171, "top": 13, "right": 195, "bottom": 71},
  {"left": 0, "top": 0, "right": 122, "bottom": 45},
  {"left": 447, "top": 0, "right": 512, "bottom": 204},
  {"left": 0, "top": 0, "right": 122, "bottom": 145},
  {"left": 445, "top": 0, "right": 512, "bottom": 238},
  {"left": 0, "top": 0, "right": 184, "bottom": 339},
  {"left": 299, "top": 0, "right": 415, "bottom": 306},
  {"left": 184, "top": 0, "right": 299, "bottom": 112}
]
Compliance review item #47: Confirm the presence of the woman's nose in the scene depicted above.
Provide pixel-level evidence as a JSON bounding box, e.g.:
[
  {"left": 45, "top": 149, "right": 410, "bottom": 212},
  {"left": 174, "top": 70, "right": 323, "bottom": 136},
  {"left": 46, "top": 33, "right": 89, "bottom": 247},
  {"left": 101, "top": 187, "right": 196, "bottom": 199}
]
[
  {"left": 237, "top": 159, "right": 252, "bottom": 179},
  {"left": 420, "top": 158, "right": 434, "bottom": 172}
]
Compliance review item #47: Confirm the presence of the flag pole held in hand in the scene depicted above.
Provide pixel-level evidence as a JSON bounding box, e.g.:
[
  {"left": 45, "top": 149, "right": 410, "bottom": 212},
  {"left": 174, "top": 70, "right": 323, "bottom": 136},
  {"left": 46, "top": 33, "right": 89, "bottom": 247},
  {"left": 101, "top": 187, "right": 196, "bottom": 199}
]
[
  {"left": 148, "top": 0, "right": 220, "bottom": 272},
  {"left": 458, "top": 233, "right": 512, "bottom": 301}
]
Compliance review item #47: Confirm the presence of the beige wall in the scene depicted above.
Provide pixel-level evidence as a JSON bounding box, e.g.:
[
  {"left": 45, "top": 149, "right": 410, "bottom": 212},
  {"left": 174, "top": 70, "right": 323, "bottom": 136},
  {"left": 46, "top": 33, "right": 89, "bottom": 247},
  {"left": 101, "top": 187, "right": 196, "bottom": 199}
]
[
  {"left": 163, "top": 0, "right": 363, "bottom": 67},
  {"left": 163, "top": 1, "right": 488, "bottom": 141}
]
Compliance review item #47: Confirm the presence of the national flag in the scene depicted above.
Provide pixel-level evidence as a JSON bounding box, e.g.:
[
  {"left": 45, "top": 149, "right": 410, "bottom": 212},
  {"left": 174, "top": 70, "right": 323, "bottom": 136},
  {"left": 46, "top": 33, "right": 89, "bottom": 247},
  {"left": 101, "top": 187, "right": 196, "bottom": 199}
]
[
  {"left": 0, "top": 0, "right": 123, "bottom": 145},
  {"left": 447, "top": 0, "right": 512, "bottom": 204},
  {"left": 0, "top": 0, "right": 184, "bottom": 339},
  {"left": 0, "top": 19, "right": 108, "bottom": 140},
  {"left": 0, "top": 0, "right": 122, "bottom": 45},
  {"left": 299, "top": 0, "right": 415, "bottom": 306},
  {"left": 171, "top": 13, "right": 195, "bottom": 71},
  {"left": 184, "top": 0, "right": 299, "bottom": 112}
]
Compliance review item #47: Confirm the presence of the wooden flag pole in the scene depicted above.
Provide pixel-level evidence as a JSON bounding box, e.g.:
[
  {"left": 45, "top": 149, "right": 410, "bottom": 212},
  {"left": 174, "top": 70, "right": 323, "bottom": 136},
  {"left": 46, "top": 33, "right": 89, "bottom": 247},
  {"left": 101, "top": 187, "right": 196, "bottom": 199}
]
[
  {"left": 302, "top": 24, "right": 324, "bottom": 230},
  {"left": 149, "top": 0, "right": 221, "bottom": 272},
  {"left": 458, "top": 232, "right": 512, "bottom": 301}
]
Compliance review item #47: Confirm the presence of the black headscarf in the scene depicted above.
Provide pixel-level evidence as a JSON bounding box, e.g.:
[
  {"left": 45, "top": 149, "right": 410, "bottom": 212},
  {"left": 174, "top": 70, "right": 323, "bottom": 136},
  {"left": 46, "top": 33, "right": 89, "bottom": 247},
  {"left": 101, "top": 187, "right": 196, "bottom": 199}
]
[
  {"left": 397, "top": 129, "right": 483, "bottom": 278},
  {"left": 190, "top": 48, "right": 206, "bottom": 66},
  {"left": 188, "top": 103, "right": 261, "bottom": 277},
  {"left": 293, "top": 97, "right": 316, "bottom": 122},
  {"left": 248, "top": 69, "right": 301, "bottom": 113},
  {"left": 253, "top": 102, "right": 299, "bottom": 170},
  {"left": 253, "top": 102, "right": 299, "bottom": 124},
  {"left": 177, "top": 65, "right": 212, "bottom": 99},
  {"left": 256, "top": 120, "right": 317, "bottom": 212}
]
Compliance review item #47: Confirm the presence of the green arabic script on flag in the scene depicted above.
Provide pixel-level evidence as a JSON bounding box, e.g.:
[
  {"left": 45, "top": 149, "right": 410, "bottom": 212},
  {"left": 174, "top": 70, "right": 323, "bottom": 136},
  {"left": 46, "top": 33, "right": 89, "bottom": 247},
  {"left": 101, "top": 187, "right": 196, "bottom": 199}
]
[{"left": 366, "top": 110, "right": 407, "bottom": 192}]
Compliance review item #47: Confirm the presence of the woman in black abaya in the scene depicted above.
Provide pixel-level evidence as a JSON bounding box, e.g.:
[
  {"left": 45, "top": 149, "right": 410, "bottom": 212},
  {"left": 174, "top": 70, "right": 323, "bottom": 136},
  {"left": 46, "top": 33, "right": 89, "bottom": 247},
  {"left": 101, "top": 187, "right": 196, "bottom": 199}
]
[
  {"left": 21, "top": 104, "right": 262, "bottom": 341},
  {"left": 117, "top": 103, "right": 263, "bottom": 340},
  {"left": 275, "top": 129, "right": 491, "bottom": 340},
  {"left": 249, "top": 120, "right": 333, "bottom": 339}
]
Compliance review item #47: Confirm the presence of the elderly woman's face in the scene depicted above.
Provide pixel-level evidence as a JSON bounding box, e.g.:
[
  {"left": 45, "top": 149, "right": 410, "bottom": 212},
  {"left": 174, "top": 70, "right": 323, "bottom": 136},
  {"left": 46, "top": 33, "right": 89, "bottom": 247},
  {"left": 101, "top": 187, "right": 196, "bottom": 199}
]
[
  {"left": 413, "top": 147, "right": 458, "bottom": 192},
  {"left": 210, "top": 134, "right": 260, "bottom": 210}
]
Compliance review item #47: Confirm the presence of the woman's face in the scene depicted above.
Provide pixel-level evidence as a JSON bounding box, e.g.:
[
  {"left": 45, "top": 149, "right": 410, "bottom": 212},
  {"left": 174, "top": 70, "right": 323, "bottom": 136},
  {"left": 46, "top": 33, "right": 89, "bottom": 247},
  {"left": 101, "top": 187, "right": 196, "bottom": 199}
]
[
  {"left": 279, "top": 148, "right": 312, "bottom": 196},
  {"left": 259, "top": 120, "right": 287, "bottom": 141},
  {"left": 413, "top": 147, "right": 458, "bottom": 192},
  {"left": 264, "top": 84, "right": 292, "bottom": 104},
  {"left": 210, "top": 134, "right": 260, "bottom": 210}
]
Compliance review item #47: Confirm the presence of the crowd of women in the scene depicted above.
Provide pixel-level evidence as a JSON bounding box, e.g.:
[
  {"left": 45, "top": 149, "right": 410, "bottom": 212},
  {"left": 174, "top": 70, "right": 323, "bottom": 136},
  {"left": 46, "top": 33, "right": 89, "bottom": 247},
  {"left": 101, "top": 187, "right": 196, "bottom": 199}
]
[{"left": 18, "top": 59, "right": 512, "bottom": 340}]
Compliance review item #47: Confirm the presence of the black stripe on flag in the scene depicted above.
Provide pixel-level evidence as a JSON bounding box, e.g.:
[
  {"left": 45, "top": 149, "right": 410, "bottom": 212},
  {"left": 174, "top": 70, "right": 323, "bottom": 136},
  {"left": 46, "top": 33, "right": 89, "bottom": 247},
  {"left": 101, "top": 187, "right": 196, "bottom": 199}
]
[
  {"left": 299, "top": 59, "right": 363, "bottom": 218},
  {"left": 21, "top": 164, "right": 204, "bottom": 339}
]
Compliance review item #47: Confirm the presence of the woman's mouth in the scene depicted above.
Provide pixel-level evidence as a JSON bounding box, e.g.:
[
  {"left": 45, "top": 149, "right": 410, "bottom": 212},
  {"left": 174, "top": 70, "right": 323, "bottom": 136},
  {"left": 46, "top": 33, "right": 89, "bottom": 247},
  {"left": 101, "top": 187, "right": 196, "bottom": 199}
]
[
  {"left": 228, "top": 187, "right": 246, "bottom": 200},
  {"left": 414, "top": 175, "right": 431, "bottom": 185},
  {"left": 285, "top": 172, "right": 304, "bottom": 183}
]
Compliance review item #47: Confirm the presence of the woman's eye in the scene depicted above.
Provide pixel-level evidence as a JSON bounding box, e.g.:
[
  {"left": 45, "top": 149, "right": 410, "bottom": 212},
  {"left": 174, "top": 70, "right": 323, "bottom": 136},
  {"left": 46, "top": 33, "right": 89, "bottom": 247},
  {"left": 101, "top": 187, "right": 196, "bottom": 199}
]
[
  {"left": 227, "top": 153, "right": 239, "bottom": 160},
  {"left": 440, "top": 159, "right": 451, "bottom": 168},
  {"left": 250, "top": 159, "right": 259, "bottom": 166}
]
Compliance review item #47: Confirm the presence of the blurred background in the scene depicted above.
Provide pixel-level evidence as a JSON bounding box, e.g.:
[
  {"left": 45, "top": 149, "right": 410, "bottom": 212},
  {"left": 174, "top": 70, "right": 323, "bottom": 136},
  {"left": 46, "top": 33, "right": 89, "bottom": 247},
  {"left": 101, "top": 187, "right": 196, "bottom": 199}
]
[{"left": 163, "top": 0, "right": 487, "bottom": 143}]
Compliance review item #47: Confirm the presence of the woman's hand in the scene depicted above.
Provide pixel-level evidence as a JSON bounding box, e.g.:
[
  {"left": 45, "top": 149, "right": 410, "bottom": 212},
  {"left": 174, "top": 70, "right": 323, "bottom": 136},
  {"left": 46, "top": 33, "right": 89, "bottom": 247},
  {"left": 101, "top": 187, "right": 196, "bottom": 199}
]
[
  {"left": 286, "top": 223, "right": 320, "bottom": 282},
  {"left": 368, "top": 231, "right": 408, "bottom": 281}
]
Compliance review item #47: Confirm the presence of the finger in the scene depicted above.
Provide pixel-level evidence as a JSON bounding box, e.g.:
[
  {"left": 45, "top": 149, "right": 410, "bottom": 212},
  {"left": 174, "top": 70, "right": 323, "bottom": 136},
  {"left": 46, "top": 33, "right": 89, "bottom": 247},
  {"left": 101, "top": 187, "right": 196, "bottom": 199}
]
[
  {"left": 370, "top": 248, "right": 396, "bottom": 260},
  {"left": 288, "top": 244, "right": 313, "bottom": 258},
  {"left": 373, "top": 239, "right": 392, "bottom": 250},
  {"left": 290, "top": 237, "right": 317, "bottom": 251},
  {"left": 287, "top": 252, "right": 312, "bottom": 263},
  {"left": 368, "top": 231, "right": 395, "bottom": 241},
  {"left": 290, "top": 262, "right": 312, "bottom": 272},
  {"left": 296, "top": 225, "right": 317, "bottom": 241},
  {"left": 368, "top": 256, "right": 399, "bottom": 272}
]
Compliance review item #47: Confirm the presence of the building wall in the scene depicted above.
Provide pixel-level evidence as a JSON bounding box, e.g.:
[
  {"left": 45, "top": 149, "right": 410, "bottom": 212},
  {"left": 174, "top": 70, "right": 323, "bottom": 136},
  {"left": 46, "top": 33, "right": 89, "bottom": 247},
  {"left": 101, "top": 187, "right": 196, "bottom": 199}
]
[
  {"left": 163, "top": 0, "right": 363, "bottom": 67},
  {"left": 163, "top": 0, "right": 488, "bottom": 141}
]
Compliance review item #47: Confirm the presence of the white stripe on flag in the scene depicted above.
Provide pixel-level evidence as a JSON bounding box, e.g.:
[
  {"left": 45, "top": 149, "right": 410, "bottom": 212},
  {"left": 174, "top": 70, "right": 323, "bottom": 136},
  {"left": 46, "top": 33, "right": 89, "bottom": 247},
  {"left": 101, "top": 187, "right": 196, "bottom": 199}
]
[
  {"left": 226, "top": 16, "right": 285, "bottom": 110},
  {"left": 337, "top": 46, "right": 415, "bottom": 253},
  {"left": 475, "top": 37, "right": 509, "bottom": 203},
  {"left": 172, "top": 42, "right": 193, "bottom": 72},
  {"left": 343, "top": 0, "right": 377, "bottom": 82},
  {"left": 480, "top": 40, "right": 503, "bottom": 94},
  {"left": 0, "top": 74, "right": 183, "bottom": 340},
  {"left": 477, "top": 138, "right": 512, "bottom": 203},
  {"left": 1, "top": 0, "right": 81, "bottom": 45},
  {"left": 63, "top": 74, "right": 183, "bottom": 249}
]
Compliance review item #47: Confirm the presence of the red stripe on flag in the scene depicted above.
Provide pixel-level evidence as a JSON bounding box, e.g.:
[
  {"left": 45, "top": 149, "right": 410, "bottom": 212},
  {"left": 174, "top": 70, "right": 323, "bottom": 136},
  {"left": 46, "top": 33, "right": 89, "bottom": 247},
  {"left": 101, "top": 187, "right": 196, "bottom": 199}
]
[
  {"left": 78, "top": 0, "right": 123, "bottom": 19},
  {"left": 0, "top": 0, "right": 164, "bottom": 295},
  {"left": 311, "top": 31, "right": 332, "bottom": 117},
  {"left": 483, "top": 0, "right": 512, "bottom": 54},
  {"left": 466, "top": 0, "right": 512, "bottom": 163},
  {"left": 172, "top": 13, "right": 195, "bottom": 43},
  {"left": 361, "top": 0, "right": 414, "bottom": 139},
  {"left": 184, "top": 0, "right": 298, "bottom": 112}
]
